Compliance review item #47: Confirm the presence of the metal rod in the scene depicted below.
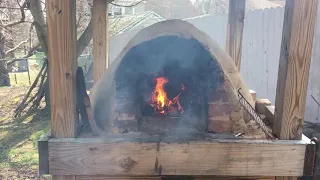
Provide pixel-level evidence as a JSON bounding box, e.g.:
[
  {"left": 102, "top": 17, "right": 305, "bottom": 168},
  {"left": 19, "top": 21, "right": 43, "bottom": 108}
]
[{"left": 237, "top": 88, "right": 276, "bottom": 140}]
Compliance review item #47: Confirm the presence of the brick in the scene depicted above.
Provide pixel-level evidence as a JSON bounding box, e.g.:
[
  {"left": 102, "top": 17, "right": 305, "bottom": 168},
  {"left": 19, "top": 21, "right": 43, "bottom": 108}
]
[
  {"left": 208, "top": 103, "right": 235, "bottom": 117},
  {"left": 223, "top": 78, "right": 233, "bottom": 89},
  {"left": 208, "top": 116, "right": 232, "bottom": 133},
  {"left": 255, "top": 99, "right": 272, "bottom": 114},
  {"left": 208, "top": 89, "right": 229, "bottom": 102}
]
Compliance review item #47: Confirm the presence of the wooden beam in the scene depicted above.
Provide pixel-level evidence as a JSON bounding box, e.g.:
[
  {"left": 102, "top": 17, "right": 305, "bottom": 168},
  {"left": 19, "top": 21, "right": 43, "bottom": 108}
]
[
  {"left": 38, "top": 130, "right": 51, "bottom": 175},
  {"left": 265, "top": 105, "right": 275, "bottom": 127},
  {"left": 46, "top": 0, "right": 77, "bottom": 138},
  {"left": 92, "top": 0, "right": 109, "bottom": 83},
  {"left": 249, "top": 89, "right": 256, "bottom": 101},
  {"left": 46, "top": 0, "right": 77, "bottom": 179},
  {"left": 274, "top": 1, "right": 318, "bottom": 180},
  {"left": 274, "top": 0, "right": 318, "bottom": 140},
  {"left": 76, "top": 175, "right": 275, "bottom": 180},
  {"left": 226, "top": 0, "right": 246, "bottom": 70},
  {"left": 47, "top": 134, "right": 310, "bottom": 176}
]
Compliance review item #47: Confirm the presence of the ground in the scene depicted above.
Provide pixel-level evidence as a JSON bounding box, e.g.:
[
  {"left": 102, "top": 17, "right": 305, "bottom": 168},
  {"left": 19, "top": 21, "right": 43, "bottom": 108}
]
[{"left": 0, "top": 86, "right": 50, "bottom": 180}]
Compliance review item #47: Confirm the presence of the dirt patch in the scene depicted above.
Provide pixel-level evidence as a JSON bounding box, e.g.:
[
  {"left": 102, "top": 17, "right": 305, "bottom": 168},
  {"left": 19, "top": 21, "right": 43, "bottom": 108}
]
[{"left": 0, "top": 167, "right": 50, "bottom": 180}]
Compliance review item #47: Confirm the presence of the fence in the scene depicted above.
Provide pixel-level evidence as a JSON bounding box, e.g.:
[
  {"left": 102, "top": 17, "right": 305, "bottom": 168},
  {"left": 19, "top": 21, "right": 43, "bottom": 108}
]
[{"left": 0, "top": 54, "right": 92, "bottom": 86}]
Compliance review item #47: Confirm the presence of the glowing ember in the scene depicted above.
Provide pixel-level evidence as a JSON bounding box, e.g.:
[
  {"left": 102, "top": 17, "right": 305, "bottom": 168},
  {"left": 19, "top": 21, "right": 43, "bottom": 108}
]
[{"left": 151, "top": 77, "right": 184, "bottom": 115}]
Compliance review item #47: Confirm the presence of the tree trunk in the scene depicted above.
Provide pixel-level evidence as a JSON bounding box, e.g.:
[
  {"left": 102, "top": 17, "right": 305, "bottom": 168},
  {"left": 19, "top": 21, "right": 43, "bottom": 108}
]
[
  {"left": 0, "top": 60, "right": 10, "bottom": 86},
  {"left": 0, "top": 31, "right": 10, "bottom": 86}
]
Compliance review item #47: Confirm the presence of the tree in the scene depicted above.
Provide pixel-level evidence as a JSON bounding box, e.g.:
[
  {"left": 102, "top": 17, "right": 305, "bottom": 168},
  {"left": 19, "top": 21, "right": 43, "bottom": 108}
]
[
  {"left": 0, "top": 0, "right": 35, "bottom": 86},
  {"left": 193, "top": 0, "right": 229, "bottom": 15},
  {"left": 13, "top": 0, "right": 93, "bottom": 115}
]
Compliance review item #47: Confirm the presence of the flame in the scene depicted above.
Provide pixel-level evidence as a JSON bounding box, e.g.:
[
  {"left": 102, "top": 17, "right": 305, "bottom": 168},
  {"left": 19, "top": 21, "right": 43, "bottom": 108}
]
[{"left": 151, "top": 77, "right": 184, "bottom": 115}]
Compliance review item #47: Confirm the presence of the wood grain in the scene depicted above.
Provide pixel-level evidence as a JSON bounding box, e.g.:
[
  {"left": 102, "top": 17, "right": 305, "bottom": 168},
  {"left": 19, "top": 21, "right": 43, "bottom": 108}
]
[
  {"left": 46, "top": 0, "right": 77, "bottom": 138},
  {"left": 48, "top": 136, "right": 306, "bottom": 176},
  {"left": 92, "top": 0, "right": 109, "bottom": 83},
  {"left": 273, "top": 0, "right": 318, "bottom": 180},
  {"left": 226, "top": 0, "right": 246, "bottom": 70},
  {"left": 76, "top": 175, "right": 275, "bottom": 180},
  {"left": 46, "top": 0, "right": 77, "bottom": 179},
  {"left": 274, "top": 0, "right": 318, "bottom": 140}
]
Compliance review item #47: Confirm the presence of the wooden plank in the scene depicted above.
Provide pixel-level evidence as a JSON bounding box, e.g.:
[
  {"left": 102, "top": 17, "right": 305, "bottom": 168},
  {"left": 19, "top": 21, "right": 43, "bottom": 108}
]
[
  {"left": 249, "top": 89, "right": 257, "bottom": 101},
  {"left": 48, "top": 135, "right": 307, "bottom": 176},
  {"left": 92, "top": 0, "right": 109, "bottom": 83},
  {"left": 274, "top": 0, "right": 318, "bottom": 140},
  {"left": 226, "top": 0, "right": 246, "bottom": 70},
  {"left": 273, "top": 1, "right": 318, "bottom": 180},
  {"left": 46, "top": 0, "right": 77, "bottom": 179},
  {"left": 265, "top": 105, "right": 275, "bottom": 126},
  {"left": 46, "top": 0, "right": 77, "bottom": 138},
  {"left": 76, "top": 175, "right": 275, "bottom": 180},
  {"left": 38, "top": 130, "right": 52, "bottom": 175}
]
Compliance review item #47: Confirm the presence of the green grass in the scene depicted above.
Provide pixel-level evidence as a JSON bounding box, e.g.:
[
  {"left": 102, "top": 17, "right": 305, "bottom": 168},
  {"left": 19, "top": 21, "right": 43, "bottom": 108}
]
[
  {"left": 0, "top": 110, "right": 50, "bottom": 169},
  {"left": 8, "top": 53, "right": 91, "bottom": 86},
  {"left": 9, "top": 59, "right": 42, "bottom": 86}
]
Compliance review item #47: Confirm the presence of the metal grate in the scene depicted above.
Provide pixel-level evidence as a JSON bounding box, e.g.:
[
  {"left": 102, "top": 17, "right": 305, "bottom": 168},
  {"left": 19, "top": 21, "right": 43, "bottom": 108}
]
[{"left": 237, "top": 88, "right": 276, "bottom": 140}]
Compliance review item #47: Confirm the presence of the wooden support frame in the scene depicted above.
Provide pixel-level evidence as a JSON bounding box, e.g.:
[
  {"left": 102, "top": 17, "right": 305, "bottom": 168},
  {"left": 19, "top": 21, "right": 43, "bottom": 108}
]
[
  {"left": 75, "top": 175, "right": 276, "bottom": 180},
  {"left": 226, "top": 0, "right": 246, "bottom": 70},
  {"left": 274, "top": 0, "right": 319, "bottom": 140},
  {"left": 38, "top": 133, "right": 315, "bottom": 177},
  {"left": 92, "top": 0, "right": 109, "bottom": 83},
  {"left": 273, "top": 1, "right": 319, "bottom": 180},
  {"left": 41, "top": 0, "right": 319, "bottom": 179},
  {"left": 46, "top": 0, "right": 77, "bottom": 180}
]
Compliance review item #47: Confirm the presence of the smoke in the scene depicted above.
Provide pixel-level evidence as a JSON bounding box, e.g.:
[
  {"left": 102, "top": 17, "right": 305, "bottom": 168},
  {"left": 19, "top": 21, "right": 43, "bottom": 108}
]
[{"left": 114, "top": 35, "right": 224, "bottom": 132}]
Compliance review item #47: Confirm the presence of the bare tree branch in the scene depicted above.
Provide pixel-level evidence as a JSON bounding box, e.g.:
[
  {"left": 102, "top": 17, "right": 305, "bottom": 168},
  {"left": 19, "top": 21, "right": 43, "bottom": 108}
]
[
  {"left": 27, "top": 0, "right": 48, "bottom": 55},
  {"left": 5, "top": 20, "right": 36, "bottom": 55},
  {"left": 5, "top": 37, "right": 29, "bottom": 54},
  {"left": 110, "top": 0, "right": 144, "bottom": 7},
  {"left": 77, "top": 18, "right": 92, "bottom": 58},
  {"left": 6, "top": 43, "right": 40, "bottom": 65},
  {"left": 1, "top": 1, "right": 27, "bottom": 28}
]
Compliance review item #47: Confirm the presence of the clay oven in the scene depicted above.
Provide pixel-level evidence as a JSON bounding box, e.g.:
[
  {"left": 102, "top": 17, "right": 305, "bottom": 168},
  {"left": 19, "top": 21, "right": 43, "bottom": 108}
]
[{"left": 90, "top": 20, "right": 263, "bottom": 136}]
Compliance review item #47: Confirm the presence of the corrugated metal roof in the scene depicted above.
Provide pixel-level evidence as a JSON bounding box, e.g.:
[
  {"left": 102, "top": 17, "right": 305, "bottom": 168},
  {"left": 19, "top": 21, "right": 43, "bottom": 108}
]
[{"left": 109, "top": 11, "right": 165, "bottom": 36}]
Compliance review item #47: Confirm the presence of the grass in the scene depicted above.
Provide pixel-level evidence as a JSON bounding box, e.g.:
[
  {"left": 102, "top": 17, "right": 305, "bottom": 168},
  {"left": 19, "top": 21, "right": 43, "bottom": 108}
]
[
  {"left": 0, "top": 86, "right": 50, "bottom": 179},
  {"left": 8, "top": 53, "right": 91, "bottom": 86},
  {"left": 9, "top": 59, "right": 42, "bottom": 86}
]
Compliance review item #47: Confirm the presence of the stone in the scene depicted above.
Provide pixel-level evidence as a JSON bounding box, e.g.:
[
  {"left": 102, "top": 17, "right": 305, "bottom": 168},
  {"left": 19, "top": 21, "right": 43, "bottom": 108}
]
[
  {"left": 255, "top": 99, "right": 272, "bottom": 114},
  {"left": 208, "top": 88, "right": 229, "bottom": 103}
]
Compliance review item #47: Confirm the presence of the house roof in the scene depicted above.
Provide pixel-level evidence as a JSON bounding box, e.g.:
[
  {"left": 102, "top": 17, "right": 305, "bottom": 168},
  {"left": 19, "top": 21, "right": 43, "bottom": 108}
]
[
  {"left": 110, "top": 0, "right": 146, "bottom": 6},
  {"left": 108, "top": 11, "right": 165, "bottom": 36},
  {"left": 246, "top": 0, "right": 282, "bottom": 10},
  {"left": 111, "top": 0, "right": 201, "bottom": 19},
  {"left": 145, "top": 0, "right": 201, "bottom": 19}
]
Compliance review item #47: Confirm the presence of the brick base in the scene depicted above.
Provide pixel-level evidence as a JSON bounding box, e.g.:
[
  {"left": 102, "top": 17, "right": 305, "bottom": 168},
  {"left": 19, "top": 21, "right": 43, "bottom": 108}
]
[{"left": 208, "top": 116, "right": 232, "bottom": 133}]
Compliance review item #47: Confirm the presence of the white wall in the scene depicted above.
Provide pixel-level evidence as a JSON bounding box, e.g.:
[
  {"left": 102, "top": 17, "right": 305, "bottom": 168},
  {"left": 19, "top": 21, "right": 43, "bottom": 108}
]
[{"left": 107, "top": 6, "right": 320, "bottom": 123}]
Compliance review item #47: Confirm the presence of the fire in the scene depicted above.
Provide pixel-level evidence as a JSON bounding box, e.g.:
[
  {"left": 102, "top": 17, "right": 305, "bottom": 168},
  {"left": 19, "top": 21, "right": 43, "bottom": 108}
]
[{"left": 151, "top": 77, "right": 184, "bottom": 115}]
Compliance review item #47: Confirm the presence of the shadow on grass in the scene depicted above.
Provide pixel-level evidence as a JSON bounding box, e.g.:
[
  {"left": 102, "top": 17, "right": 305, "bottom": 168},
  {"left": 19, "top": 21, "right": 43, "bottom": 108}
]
[{"left": 0, "top": 109, "right": 50, "bottom": 169}]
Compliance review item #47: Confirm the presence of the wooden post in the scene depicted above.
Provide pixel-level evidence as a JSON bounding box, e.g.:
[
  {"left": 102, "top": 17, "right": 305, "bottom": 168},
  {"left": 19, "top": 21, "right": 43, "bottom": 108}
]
[
  {"left": 274, "top": 0, "right": 318, "bottom": 179},
  {"left": 226, "top": 0, "right": 246, "bottom": 70},
  {"left": 46, "top": 0, "right": 77, "bottom": 179},
  {"left": 92, "top": 0, "right": 109, "bottom": 83}
]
